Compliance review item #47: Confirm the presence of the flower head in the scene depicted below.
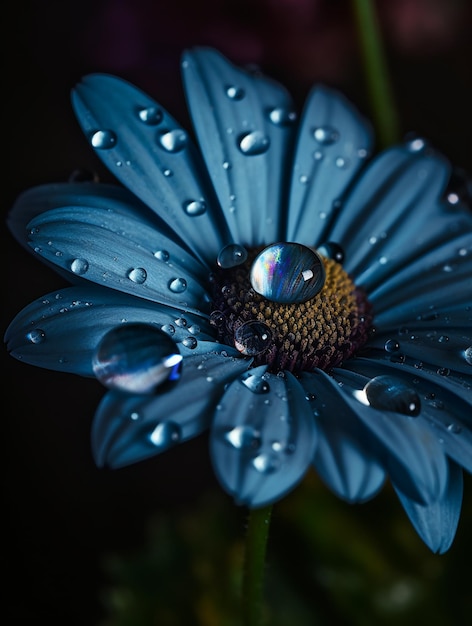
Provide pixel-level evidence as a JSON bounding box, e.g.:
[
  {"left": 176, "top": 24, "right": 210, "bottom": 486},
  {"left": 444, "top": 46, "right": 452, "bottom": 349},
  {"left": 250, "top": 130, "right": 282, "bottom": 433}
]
[{"left": 6, "top": 48, "right": 471, "bottom": 553}]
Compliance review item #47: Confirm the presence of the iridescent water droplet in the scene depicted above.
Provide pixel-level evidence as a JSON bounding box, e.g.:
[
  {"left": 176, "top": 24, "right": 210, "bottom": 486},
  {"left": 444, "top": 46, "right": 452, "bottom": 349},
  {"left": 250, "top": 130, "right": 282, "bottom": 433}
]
[
  {"left": 158, "top": 129, "right": 187, "bottom": 152},
  {"left": 149, "top": 422, "right": 181, "bottom": 447},
  {"left": 90, "top": 129, "right": 117, "bottom": 149},
  {"left": 226, "top": 85, "right": 245, "bottom": 100},
  {"left": 92, "top": 323, "right": 182, "bottom": 393},
  {"left": 224, "top": 425, "right": 261, "bottom": 449},
  {"left": 238, "top": 131, "right": 270, "bottom": 156},
  {"left": 317, "top": 242, "right": 344, "bottom": 263},
  {"left": 168, "top": 277, "right": 187, "bottom": 293},
  {"left": 313, "top": 126, "right": 339, "bottom": 145},
  {"left": 267, "top": 107, "right": 297, "bottom": 126},
  {"left": 154, "top": 250, "right": 169, "bottom": 262},
  {"left": 364, "top": 375, "right": 421, "bottom": 416},
  {"left": 137, "top": 106, "right": 162, "bottom": 125},
  {"left": 183, "top": 199, "right": 207, "bottom": 216},
  {"left": 240, "top": 371, "right": 270, "bottom": 394},
  {"left": 234, "top": 321, "right": 273, "bottom": 356},
  {"left": 26, "top": 328, "right": 45, "bottom": 344},
  {"left": 70, "top": 258, "right": 89, "bottom": 275},
  {"left": 127, "top": 267, "right": 147, "bottom": 284},
  {"left": 250, "top": 243, "right": 325, "bottom": 304},
  {"left": 464, "top": 346, "right": 472, "bottom": 365},
  {"left": 217, "top": 244, "right": 248, "bottom": 268},
  {"left": 182, "top": 336, "right": 198, "bottom": 349}
]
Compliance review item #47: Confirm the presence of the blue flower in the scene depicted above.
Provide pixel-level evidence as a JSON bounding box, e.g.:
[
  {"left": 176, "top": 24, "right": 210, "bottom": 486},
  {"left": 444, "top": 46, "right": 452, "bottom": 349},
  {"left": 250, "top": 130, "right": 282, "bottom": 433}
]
[{"left": 6, "top": 48, "right": 471, "bottom": 554}]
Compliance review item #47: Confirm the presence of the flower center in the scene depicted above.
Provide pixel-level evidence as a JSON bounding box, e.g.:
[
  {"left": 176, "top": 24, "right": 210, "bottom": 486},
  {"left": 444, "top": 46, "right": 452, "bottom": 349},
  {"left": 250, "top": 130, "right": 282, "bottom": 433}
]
[{"left": 210, "top": 245, "right": 373, "bottom": 374}]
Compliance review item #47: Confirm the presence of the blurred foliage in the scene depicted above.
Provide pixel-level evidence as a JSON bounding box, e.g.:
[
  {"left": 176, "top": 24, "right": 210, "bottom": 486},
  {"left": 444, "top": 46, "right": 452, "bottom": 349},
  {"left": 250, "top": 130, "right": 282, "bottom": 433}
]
[{"left": 99, "top": 474, "right": 472, "bottom": 626}]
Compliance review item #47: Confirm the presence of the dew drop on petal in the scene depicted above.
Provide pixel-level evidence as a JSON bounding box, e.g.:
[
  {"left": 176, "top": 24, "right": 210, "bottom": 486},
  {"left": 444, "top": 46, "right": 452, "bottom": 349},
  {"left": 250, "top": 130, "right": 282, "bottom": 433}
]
[
  {"left": 90, "top": 129, "right": 117, "bottom": 149},
  {"left": 26, "top": 328, "right": 46, "bottom": 344},
  {"left": 313, "top": 125, "right": 339, "bottom": 145},
  {"left": 92, "top": 323, "right": 182, "bottom": 393},
  {"left": 137, "top": 106, "right": 162, "bottom": 125},
  {"left": 234, "top": 321, "right": 273, "bottom": 356},
  {"left": 252, "top": 452, "right": 281, "bottom": 474},
  {"left": 70, "top": 258, "right": 89, "bottom": 275},
  {"left": 238, "top": 131, "right": 270, "bottom": 155},
  {"left": 149, "top": 422, "right": 181, "bottom": 447},
  {"left": 210, "top": 310, "right": 226, "bottom": 328},
  {"left": 225, "top": 85, "right": 245, "bottom": 100},
  {"left": 217, "top": 244, "right": 248, "bottom": 268},
  {"left": 384, "top": 339, "right": 400, "bottom": 353},
  {"left": 224, "top": 425, "right": 261, "bottom": 450},
  {"left": 127, "top": 267, "right": 147, "bottom": 284},
  {"left": 267, "top": 107, "right": 297, "bottom": 126},
  {"left": 153, "top": 250, "right": 169, "bottom": 262},
  {"left": 183, "top": 199, "right": 207, "bottom": 216},
  {"left": 168, "top": 277, "right": 187, "bottom": 293},
  {"left": 240, "top": 371, "right": 271, "bottom": 394},
  {"left": 364, "top": 375, "right": 421, "bottom": 416},
  {"left": 250, "top": 243, "right": 326, "bottom": 304},
  {"left": 182, "top": 336, "right": 198, "bottom": 349},
  {"left": 158, "top": 129, "right": 187, "bottom": 152},
  {"left": 317, "top": 242, "right": 344, "bottom": 263},
  {"left": 161, "top": 324, "right": 175, "bottom": 335}
]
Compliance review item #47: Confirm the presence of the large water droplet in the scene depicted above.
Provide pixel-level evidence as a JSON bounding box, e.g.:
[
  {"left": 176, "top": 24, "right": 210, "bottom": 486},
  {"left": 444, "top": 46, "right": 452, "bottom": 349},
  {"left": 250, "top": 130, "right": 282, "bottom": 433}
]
[
  {"left": 238, "top": 131, "right": 270, "bottom": 156},
  {"left": 250, "top": 243, "right": 326, "bottom": 304},
  {"left": 225, "top": 425, "right": 261, "bottom": 449},
  {"left": 217, "top": 244, "right": 248, "bottom": 268},
  {"left": 317, "top": 242, "right": 344, "bottom": 263},
  {"left": 127, "top": 267, "right": 147, "bottom": 284},
  {"left": 137, "top": 106, "right": 162, "bottom": 125},
  {"left": 26, "top": 328, "right": 45, "bottom": 344},
  {"left": 158, "top": 129, "right": 187, "bottom": 152},
  {"left": 168, "top": 277, "right": 187, "bottom": 293},
  {"left": 90, "top": 129, "right": 117, "bottom": 149},
  {"left": 313, "top": 126, "right": 339, "bottom": 145},
  {"left": 70, "top": 258, "right": 89, "bottom": 275},
  {"left": 240, "top": 371, "right": 270, "bottom": 394},
  {"left": 149, "top": 422, "right": 181, "bottom": 447},
  {"left": 183, "top": 199, "right": 207, "bottom": 216},
  {"left": 92, "top": 323, "right": 182, "bottom": 393},
  {"left": 364, "top": 375, "right": 421, "bottom": 416},
  {"left": 234, "top": 321, "right": 272, "bottom": 356}
]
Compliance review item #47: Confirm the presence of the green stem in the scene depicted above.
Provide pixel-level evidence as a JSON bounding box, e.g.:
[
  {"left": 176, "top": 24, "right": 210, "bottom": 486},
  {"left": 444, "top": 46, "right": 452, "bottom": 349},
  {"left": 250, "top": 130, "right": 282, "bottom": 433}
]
[
  {"left": 351, "top": 0, "right": 401, "bottom": 147},
  {"left": 241, "top": 504, "right": 273, "bottom": 626}
]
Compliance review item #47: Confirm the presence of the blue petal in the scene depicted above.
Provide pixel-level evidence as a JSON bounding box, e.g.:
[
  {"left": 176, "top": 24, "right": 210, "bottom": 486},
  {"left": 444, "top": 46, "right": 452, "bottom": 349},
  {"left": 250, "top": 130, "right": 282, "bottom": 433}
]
[
  {"left": 182, "top": 48, "right": 297, "bottom": 245},
  {"left": 394, "top": 461, "right": 463, "bottom": 553},
  {"left": 328, "top": 368, "right": 449, "bottom": 504},
  {"left": 72, "top": 73, "right": 231, "bottom": 265},
  {"left": 5, "top": 286, "right": 216, "bottom": 375},
  {"left": 92, "top": 352, "right": 250, "bottom": 468},
  {"left": 210, "top": 368, "right": 317, "bottom": 507},
  {"left": 286, "top": 86, "right": 374, "bottom": 245},
  {"left": 299, "top": 371, "right": 386, "bottom": 503},
  {"left": 27, "top": 204, "right": 211, "bottom": 312},
  {"left": 341, "top": 356, "right": 472, "bottom": 472}
]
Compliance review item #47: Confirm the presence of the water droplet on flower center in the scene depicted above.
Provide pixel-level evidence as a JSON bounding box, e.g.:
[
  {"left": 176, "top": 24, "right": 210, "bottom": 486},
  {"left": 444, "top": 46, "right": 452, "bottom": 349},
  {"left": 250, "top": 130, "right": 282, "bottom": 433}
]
[{"left": 234, "top": 321, "right": 273, "bottom": 356}]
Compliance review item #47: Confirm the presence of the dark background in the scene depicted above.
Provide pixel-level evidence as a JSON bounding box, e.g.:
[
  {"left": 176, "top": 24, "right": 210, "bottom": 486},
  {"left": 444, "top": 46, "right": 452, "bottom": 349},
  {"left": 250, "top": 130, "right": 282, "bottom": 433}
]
[{"left": 4, "top": 1, "right": 472, "bottom": 624}]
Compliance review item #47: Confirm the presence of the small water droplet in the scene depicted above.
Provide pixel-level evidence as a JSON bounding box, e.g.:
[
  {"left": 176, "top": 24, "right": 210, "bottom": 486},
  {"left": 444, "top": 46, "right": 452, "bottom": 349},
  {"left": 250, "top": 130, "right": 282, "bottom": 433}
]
[
  {"left": 335, "top": 156, "right": 348, "bottom": 169},
  {"left": 182, "top": 336, "right": 198, "bottom": 349},
  {"left": 90, "top": 129, "right": 117, "bottom": 149},
  {"left": 438, "top": 335, "right": 449, "bottom": 343},
  {"left": 250, "top": 243, "right": 325, "bottom": 304},
  {"left": 238, "top": 131, "right": 270, "bottom": 155},
  {"left": 26, "top": 328, "right": 45, "bottom": 344},
  {"left": 217, "top": 244, "right": 248, "bottom": 268},
  {"left": 437, "top": 367, "right": 450, "bottom": 376},
  {"left": 364, "top": 375, "right": 421, "bottom": 416},
  {"left": 384, "top": 339, "right": 400, "bottom": 353},
  {"left": 188, "top": 324, "right": 200, "bottom": 335},
  {"left": 168, "top": 277, "right": 187, "bottom": 293},
  {"left": 161, "top": 324, "right": 175, "bottom": 335},
  {"left": 137, "top": 106, "right": 162, "bottom": 125},
  {"left": 149, "top": 421, "right": 181, "bottom": 447},
  {"left": 406, "top": 137, "right": 427, "bottom": 152},
  {"left": 299, "top": 174, "right": 309, "bottom": 184},
  {"left": 210, "top": 310, "right": 226, "bottom": 328},
  {"left": 464, "top": 346, "right": 472, "bottom": 365},
  {"left": 234, "top": 321, "right": 273, "bottom": 356},
  {"left": 222, "top": 161, "right": 232, "bottom": 170},
  {"left": 447, "top": 423, "right": 462, "bottom": 434},
  {"left": 92, "top": 324, "right": 182, "bottom": 393},
  {"left": 313, "top": 126, "right": 339, "bottom": 145},
  {"left": 317, "top": 242, "right": 344, "bottom": 263},
  {"left": 183, "top": 199, "right": 207, "bottom": 216},
  {"left": 162, "top": 168, "right": 173, "bottom": 177},
  {"left": 70, "top": 258, "right": 89, "bottom": 275},
  {"left": 267, "top": 107, "right": 297, "bottom": 126},
  {"left": 252, "top": 453, "right": 280, "bottom": 474},
  {"left": 127, "top": 267, "right": 147, "bottom": 284},
  {"left": 313, "top": 150, "right": 324, "bottom": 160},
  {"left": 154, "top": 250, "right": 169, "bottom": 262},
  {"left": 158, "top": 128, "right": 187, "bottom": 152},
  {"left": 225, "top": 85, "right": 245, "bottom": 100},
  {"left": 224, "top": 425, "right": 261, "bottom": 449},
  {"left": 174, "top": 317, "right": 187, "bottom": 328},
  {"left": 240, "top": 371, "right": 271, "bottom": 394}
]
